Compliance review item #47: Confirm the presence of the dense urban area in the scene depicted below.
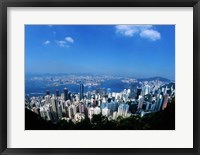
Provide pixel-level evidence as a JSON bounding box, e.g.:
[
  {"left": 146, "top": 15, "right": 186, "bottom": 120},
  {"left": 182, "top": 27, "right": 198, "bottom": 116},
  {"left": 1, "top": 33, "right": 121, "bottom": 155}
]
[{"left": 25, "top": 74, "right": 175, "bottom": 130}]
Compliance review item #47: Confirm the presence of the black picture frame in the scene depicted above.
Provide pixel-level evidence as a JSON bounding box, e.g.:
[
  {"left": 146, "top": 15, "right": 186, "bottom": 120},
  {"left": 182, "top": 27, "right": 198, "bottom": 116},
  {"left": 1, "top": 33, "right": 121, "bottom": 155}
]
[{"left": 0, "top": 0, "right": 199, "bottom": 154}]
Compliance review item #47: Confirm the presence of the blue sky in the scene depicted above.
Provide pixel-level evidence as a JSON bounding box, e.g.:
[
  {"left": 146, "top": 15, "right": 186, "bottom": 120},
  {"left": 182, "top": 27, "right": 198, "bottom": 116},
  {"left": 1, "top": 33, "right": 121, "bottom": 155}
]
[{"left": 25, "top": 25, "right": 175, "bottom": 80}]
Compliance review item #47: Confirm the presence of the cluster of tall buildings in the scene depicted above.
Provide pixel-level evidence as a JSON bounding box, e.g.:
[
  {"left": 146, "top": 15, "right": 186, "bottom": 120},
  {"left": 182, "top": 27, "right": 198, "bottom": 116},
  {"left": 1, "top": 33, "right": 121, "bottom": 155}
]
[{"left": 25, "top": 81, "right": 175, "bottom": 123}]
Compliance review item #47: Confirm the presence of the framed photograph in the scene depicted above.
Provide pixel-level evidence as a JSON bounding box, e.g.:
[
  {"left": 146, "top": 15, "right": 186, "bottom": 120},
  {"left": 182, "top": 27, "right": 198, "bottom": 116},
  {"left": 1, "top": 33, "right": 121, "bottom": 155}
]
[{"left": 1, "top": 0, "right": 199, "bottom": 154}]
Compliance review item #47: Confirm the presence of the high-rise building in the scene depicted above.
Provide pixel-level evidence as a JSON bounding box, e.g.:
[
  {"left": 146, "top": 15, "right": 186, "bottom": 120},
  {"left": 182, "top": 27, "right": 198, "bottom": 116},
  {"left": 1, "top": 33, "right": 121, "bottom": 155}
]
[
  {"left": 80, "top": 84, "right": 84, "bottom": 100},
  {"left": 99, "top": 88, "right": 106, "bottom": 98},
  {"left": 60, "top": 100, "right": 66, "bottom": 114},
  {"left": 138, "top": 95, "right": 144, "bottom": 110},
  {"left": 146, "top": 102, "right": 150, "bottom": 111},
  {"left": 150, "top": 103, "right": 156, "bottom": 111},
  {"left": 45, "top": 95, "right": 51, "bottom": 105},
  {"left": 162, "top": 94, "right": 169, "bottom": 110},
  {"left": 107, "top": 101, "right": 117, "bottom": 114},
  {"left": 51, "top": 96, "right": 58, "bottom": 121},
  {"left": 57, "top": 103, "right": 62, "bottom": 119},
  {"left": 68, "top": 105, "right": 74, "bottom": 119},
  {"left": 118, "top": 103, "right": 129, "bottom": 117},
  {"left": 156, "top": 93, "right": 164, "bottom": 111},
  {"left": 142, "top": 85, "right": 151, "bottom": 96},
  {"left": 55, "top": 89, "right": 59, "bottom": 97},
  {"left": 68, "top": 92, "right": 72, "bottom": 101},
  {"left": 88, "top": 107, "right": 94, "bottom": 119},
  {"left": 113, "top": 111, "right": 118, "bottom": 120},
  {"left": 46, "top": 90, "right": 50, "bottom": 95},
  {"left": 40, "top": 106, "right": 52, "bottom": 121},
  {"left": 78, "top": 103, "right": 85, "bottom": 113},
  {"left": 68, "top": 105, "right": 76, "bottom": 119},
  {"left": 51, "top": 97, "right": 57, "bottom": 113},
  {"left": 64, "top": 87, "right": 68, "bottom": 101},
  {"left": 136, "top": 88, "right": 142, "bottom": 99}
]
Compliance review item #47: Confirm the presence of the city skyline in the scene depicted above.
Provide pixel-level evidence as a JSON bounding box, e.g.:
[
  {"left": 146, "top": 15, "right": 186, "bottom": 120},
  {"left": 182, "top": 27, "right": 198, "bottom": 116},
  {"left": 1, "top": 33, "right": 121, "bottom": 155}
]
[
  {"left": 25, "top": 75, "right": 175, "bottom": 130},
  {"left": 25, "top": 25, "right": 175, "bottom": 80}
]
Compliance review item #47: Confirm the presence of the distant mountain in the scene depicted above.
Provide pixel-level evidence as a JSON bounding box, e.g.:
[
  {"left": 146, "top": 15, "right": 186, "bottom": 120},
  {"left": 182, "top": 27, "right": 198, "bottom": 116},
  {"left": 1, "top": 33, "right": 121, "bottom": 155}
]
[
  {"left": 25, "top": 72, "right": 95, "bottom": 77},
  {"left": 138, "top": 76, "right": 173, "bottom": 83}
]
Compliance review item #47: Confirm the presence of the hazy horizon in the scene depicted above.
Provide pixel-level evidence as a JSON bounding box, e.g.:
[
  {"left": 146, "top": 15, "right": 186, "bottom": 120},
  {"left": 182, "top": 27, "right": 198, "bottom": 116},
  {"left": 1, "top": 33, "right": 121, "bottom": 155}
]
[{"left": 25, "top": 72, "right": 175, "bottom": 81}]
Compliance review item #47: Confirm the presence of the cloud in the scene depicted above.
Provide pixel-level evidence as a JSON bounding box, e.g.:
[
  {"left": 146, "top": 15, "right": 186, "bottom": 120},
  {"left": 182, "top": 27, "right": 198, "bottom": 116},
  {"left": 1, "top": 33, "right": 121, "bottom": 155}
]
[
  {"left": 115, "top": 25, "right": 161, "bottom": 41},
  {"left": 56, "top": 40, "right": 66, "bottom": 47},
  {"left": 115, "top": 25, "right": 140, "bottom": 37},
  {"left": 43, "top": 40, "right": 50, "bottom": 45},
  {"left": 140, "top": 29, "right": 161, "bottom": 41},
  {"left": 55, "top": 40, "right": 70, "bottom": 48},
  {"left": 55, "top": 37, "right": 74, "bottom": 48},
  {"left": 65, "top": 37, "right": 74, "bottom": 43}
]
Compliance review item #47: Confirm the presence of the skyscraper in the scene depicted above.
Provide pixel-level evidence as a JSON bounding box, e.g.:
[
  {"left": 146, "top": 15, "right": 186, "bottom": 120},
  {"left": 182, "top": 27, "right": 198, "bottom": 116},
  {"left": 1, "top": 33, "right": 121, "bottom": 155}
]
[
  {"left": 55, "top": 90, "right": 59, "bottom": 97},
  {"left": 80, "top": 84, "right": 84, "bottom": 100},
  {"left": 156, "top": 93, "right": 164, "bottom": 111},
  {"left": 144, "top": 85, "right": 151, "bottom": 95},
  {"left": 68, "top": 92, "right": 72, "bottom": 101},
  {"left": 136, "top": 88, "right": 142, "bottom": 99},
  {"left": 51, "top": 96, "right": 58, "bottom": 121},
  {"left": 162, "top": 94, "right": 169, "bottom": 110},
  {"left": 118, "top": 103, "right": 129, "bottom": 117},
  {"left": 46, "top": 90, "right": 50, "bottom": 95},
  {"left": 138, "top": 95, "right": 144, "bottom": 110},
  {"left": 64, "top": 87, "right": 68, "bottom": 101}
]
